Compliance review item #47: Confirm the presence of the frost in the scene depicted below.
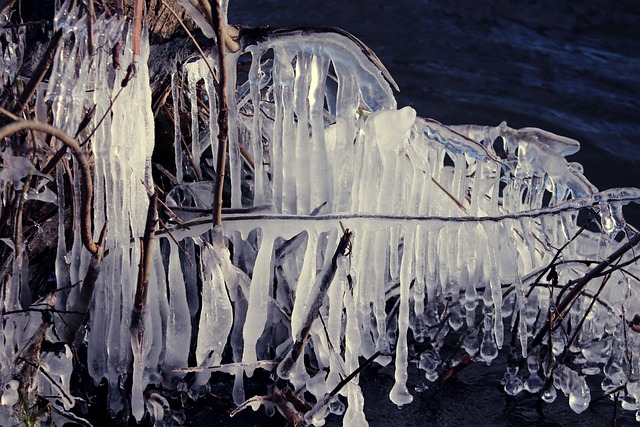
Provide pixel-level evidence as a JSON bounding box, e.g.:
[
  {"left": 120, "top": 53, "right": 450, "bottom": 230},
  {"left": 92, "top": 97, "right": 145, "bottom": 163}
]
[{"left": 0, "top": 1, "right": 640, "bottom": 426}]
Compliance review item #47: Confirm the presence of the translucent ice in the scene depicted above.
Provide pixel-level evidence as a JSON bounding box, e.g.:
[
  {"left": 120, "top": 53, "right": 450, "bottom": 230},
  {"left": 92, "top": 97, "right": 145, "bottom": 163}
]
[{"left": 3, "top": 3, "right": 640, "bottom": 426}]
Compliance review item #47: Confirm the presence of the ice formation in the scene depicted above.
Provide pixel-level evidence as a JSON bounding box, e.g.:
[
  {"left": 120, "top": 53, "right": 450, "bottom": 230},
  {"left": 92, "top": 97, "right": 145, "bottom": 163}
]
[{"left": 1, "top": 2, "right": 640, "bottom": 426}]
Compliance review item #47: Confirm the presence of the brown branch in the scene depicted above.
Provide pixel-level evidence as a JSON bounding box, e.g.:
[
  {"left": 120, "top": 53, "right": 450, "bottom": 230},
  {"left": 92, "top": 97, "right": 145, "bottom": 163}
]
[
  {"left": 130, "top": 192, "right": 158, "bottom": 335},
  {"left": 87, "top": 0, "right": 95, "bottom": 55},
  {"left": 0, "top": 0, "right": 16, "bottom": 16},
  {"left": 0, "top": 120, "right": 99, "bottom": 254},
  {"left": 132, "top": 0, "right": 144, "bottom": 58},
  {"left": 41, "top": 106, "right": 96, "bottom": 175},
  {"left": 277, "top": 228, "right": 353, "bottom": 378},
  {"left": 160, "top": 0, "right": 217, "bottom": 81},
  {"left": 211, "top": 0, "right": 228, "bottom": 228},
  {"left": 13, "top": 29, "right": 62, "bottom": 114},
  {"left": 530, "top": 230, "right": 640, "bottom": 349}
]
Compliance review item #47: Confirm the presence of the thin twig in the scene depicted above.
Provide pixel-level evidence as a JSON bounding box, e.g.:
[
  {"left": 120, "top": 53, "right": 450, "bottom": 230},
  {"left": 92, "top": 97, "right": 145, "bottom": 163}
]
[
  {"left": 13, "top": 29, "right": 63, "bottom": 114},
  {"left": 87, "top": 0, "right": 95, "bottom": 55},
  {"left": 160, "top": 0, "right": 217, "bottom": 80},
  {"left": 211, "top": 0, "right": 229, "bottom": 228},
  {"left": 0, "top": 120, "right": 99, "bottom": 254},
  {"left": 277, "top": 227, "right": 353, "bottom": 378},
  {"left": 130, "top": 192, "right": 158, "bottom": 336},
  {"left": 530, "top": 230, "right": 640, "bottom": 349}
]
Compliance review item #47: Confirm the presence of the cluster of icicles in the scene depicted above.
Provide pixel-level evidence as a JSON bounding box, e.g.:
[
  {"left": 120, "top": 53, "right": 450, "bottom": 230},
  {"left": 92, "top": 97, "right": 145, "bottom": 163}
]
[{"left": 2, "top": 3, "right": 640, "bottom": 426}]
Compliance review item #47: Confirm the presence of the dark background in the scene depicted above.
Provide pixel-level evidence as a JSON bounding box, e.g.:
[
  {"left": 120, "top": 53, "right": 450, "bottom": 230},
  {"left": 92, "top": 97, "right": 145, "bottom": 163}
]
[{"left": 229, "top": 0, "right": 640, "bottom": 225}]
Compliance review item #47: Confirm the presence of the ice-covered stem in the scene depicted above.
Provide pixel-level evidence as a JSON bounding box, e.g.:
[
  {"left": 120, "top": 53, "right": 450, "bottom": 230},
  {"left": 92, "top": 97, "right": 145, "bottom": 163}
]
[
  {"left": 211, "top": 0, "right": 229, "bottom": 227},
  {"left": 131, "top": 192, "right": 158, "bottom": 322},
  {"left": 277, "top": 228, "right": 353, "bottom": 378},
  {"left": 303, "top": 351, "right": 381, "bottom": 426},
  {"left": 530, "top": 229, "right": 640, "bottom": 350},
  {"left": 0, "top": 120, "right": 99, "bottom": 255}
]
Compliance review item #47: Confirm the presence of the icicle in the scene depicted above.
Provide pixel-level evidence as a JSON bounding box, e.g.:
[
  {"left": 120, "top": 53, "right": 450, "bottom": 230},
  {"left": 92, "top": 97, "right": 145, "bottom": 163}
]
[
  {"left": 290, "top": 229, "right": 318, "bottom": 338},
  {"left": 390, "top": 225, "right": 415, "bottom": 406},
  {"left": 309, "top": 54, "right": 332, "bottom": 212},
  {"left": 226, "top": 51, "right": 243, "bottom": 208},
  {"left": 336, "top": 71, "right": 359, "bottom": 212},
  {"left": 186, "top": 60, "right": 202, "bottom": 172},
  {"left": 413, "top": 225, "right": 427, "bottom": 318},
  {"left": 372, "top": 229, "right": 391, "bottom": 363},
  {"left": 293, "top": 52, "right": 312, "bottom": 213},
  {"left": 172, "top": 70, "right": 184, "bottom": 183},
  {"left": 483, "top": 223, "right": 504, "bottom": 349},
  {"left": 193, "top": 241, "right": 234, "bottom": 388},
  {"left": 247, "top": 47, "right": 267, "bottom": 205},
  {"left": 242, "top": 229, "right": 276, "bottom": 374},
  {"left": 162, "top": 240, "right": 191, "bottom": 387},
  {"left": 271, "top": 47, "right": 295, "bottom": 212}
]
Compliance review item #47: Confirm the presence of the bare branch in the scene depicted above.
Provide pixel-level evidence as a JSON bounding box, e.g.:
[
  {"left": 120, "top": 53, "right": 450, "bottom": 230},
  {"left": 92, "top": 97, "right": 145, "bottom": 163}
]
[{"left": 0, "top": 120, "right": 99, "bottom": 255}]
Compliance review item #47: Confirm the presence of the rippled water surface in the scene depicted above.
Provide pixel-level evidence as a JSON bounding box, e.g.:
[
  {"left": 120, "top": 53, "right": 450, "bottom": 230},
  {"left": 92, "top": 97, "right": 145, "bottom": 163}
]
[
  {"left": 187, "top": 2, "right": 640, "bottom": 425},
  {"left": 229, "top": 0, "right": 640, "bottom": 223}
]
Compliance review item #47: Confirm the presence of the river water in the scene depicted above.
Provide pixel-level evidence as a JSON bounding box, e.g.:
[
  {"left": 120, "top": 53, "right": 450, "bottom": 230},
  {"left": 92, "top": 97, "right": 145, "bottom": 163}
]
[
  {"left": 187, "top": 1, "right": 640, "bottom": 426},
  {"left": 229, "top": 0, "right": 640, "bottom": 224}
]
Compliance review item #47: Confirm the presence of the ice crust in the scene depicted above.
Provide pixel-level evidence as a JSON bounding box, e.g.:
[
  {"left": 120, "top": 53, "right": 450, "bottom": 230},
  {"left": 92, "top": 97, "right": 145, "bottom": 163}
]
[{"left": 1, "top": 3, "right": 640, "bottom": 426}]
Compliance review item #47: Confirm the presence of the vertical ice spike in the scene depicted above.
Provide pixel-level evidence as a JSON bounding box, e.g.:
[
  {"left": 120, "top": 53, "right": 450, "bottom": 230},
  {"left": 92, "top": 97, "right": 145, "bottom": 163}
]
[
  {"left": 390, "top": 225, "right": 415, "bottom": 406},
  {"left": 226, "top": 51, "right": 243, "bottom": 208},
  {"left": 293, "top": 52, "right": 312, "bottom": 213},
  {"left": 162, "top": 240, "right": 191, "bottom": 387},
  {"left": 193, "top": 241, "right": 234, "bottom": 388},
  {"left": 248, "top": 48, "right": 267, "bottom": 205},
  {"left": 242, "top": 229, "right": 276, "bottom": 374},
  {"left": 290, "top": 230, "right": 318, "bottom": 338}
]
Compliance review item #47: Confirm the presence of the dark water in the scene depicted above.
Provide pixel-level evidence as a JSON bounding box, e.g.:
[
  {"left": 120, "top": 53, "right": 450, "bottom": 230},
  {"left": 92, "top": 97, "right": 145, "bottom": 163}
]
[
  {"left": 186, "top": 2, "right": 640, "bottom": 426},
  {"left": 229, "top": 0, "right": 640, "bottom": 225}
]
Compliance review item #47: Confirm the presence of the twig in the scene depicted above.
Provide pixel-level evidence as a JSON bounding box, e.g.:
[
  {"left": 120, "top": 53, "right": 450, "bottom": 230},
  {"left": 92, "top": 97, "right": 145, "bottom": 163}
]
[
  {"left": 132, "top": 0, "right": 143, "bottom": 58},
  {"left": 172, "top": 359, "right": 277, "bottom": 373},
  {"left": 0, "top": 0, "right": 17, "bottom": 16},
  {"left": 0, "top": 120, "right": 99, "bottom": 254},
  {"left": 41, "top": 106, "right": 97, "bottom": 175},
  {"left": 277, "top": 227, "right": 353, "bottom": 378},
  {"left": 328, "top": 351, "right": 380, "bottom": 398},
  {"left": 160, "top": 0, "right": 217, "bottom": 81},
  {"left": 526, "top": 214, "right": 594, "bottom": 298},
  {"left": 530, "top": 230, "right": 640, "bottom": 349},
  {"left": 211, "top": 0, "right": 229, "bottom": 228},
  {"left": 13, "top": 29, "right": 62, "bottom": 114},
  {"left": 114, "top": 0, "right": 123, "bottom": 17},
  {"left": 130, "top": 192, "right": 158, "bottom": 338},
  {"left": 87, "top": 0, "right": 95, "bottom": 55}
]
